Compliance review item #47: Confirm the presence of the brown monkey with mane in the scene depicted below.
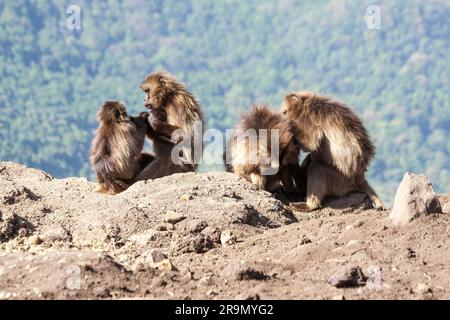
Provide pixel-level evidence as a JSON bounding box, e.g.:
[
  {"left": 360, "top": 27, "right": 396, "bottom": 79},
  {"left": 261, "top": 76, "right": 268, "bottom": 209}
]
[
  {"left": 90, "top": 101, "right": 149, "bottom": 194},
  {"left": 282, "top": 91, "right": 385, "bottom": 211},
  {"left": 225, "top": 105, "right": 306, "bottom": 195},
  {"left": 135, "top": 71, "right": 204, "bottom": 180}
]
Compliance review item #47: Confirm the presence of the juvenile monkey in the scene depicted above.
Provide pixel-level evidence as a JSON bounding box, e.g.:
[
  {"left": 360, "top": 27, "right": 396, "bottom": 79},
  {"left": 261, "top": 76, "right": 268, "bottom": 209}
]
[
  {"left": 283, "top": 92, "right": 385, "bottom": 211},
  {"left": 90, "top": 101, "right": 148, "bottom": 194},
  {"left": 135, "top": 71, "right": 204, "bottom": 180},
  {"left": 225, "top": 105, "right": 305, "bottom": 194},
  {"left": 134, "top": 107, "right": 181, "bottom": 180}
]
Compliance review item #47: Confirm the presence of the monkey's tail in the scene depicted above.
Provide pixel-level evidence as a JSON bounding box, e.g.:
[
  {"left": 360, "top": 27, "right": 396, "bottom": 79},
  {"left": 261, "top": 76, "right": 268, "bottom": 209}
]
[{"left": 358, "top": 178, "right": 386, "bottom": 211}]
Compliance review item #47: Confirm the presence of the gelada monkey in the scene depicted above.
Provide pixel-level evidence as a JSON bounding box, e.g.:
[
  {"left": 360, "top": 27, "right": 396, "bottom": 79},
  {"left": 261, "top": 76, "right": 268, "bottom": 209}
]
[
  {"left": 283, "top": 92, "right": 385, "bottom": 211},
  {"left": 90, "top": 101, "right": 148, "bottom": 194},
  {"left": 225, "top": 105, "right": 306, "bottom": 194},
  {"left": 136, "top": 71, "right": 204, "bottom": 179}
]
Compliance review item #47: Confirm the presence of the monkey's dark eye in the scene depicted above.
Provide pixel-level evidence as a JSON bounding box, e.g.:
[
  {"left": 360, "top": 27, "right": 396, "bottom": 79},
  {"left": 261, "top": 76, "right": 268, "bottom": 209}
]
[{"left": 114, "top": 109, "right": 121, "bottom": 119}]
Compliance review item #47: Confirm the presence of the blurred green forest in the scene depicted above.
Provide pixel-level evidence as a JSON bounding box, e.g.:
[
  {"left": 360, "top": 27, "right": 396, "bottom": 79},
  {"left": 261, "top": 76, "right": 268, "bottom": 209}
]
[{"left": 0, "top": 0, "right": 449, "bottom": 204}]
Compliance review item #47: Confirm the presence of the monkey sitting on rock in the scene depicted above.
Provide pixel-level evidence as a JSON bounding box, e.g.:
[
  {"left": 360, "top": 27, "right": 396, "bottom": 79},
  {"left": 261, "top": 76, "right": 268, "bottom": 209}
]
[
  {"left": 282, "top": 91, "right": 385, "bottom": 211},
  {"left": 225, "top": 105, "right": 306, "bottom": 195},
  {"left": 90, "top": 101, "right": 150, "bottom": 194},
  {"left": 134, "top": 71, "right": 205, "bottom": 179}
]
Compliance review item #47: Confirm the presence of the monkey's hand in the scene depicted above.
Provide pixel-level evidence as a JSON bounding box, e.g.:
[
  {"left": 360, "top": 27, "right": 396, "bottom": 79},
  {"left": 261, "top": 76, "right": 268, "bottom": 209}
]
[
  {"left": 138, "top": 111, "right": 150, "bottom": 120},
  {"left": 147, "top": 111, "right": 163, "bottom": 130},
  {"left": 147, "top": 112, "right": 180, "bottom": 139},
  {"left": 132, "top": 112, "right": 150, "bottom": 132}
]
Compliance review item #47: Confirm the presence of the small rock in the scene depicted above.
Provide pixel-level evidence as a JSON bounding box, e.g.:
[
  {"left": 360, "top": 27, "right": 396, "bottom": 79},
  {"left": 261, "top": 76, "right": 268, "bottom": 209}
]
[
  {"left": 201, "top": 275, "right": 214, "bottom": 285},
  {"left": 207, "top": 290, "right": 219, "bottom": 297},
  {"left": 132, "top": 249, "right": 169, "bottom": 271},
  {"left": 40, "top": 226, "right": 71, "bottom": 242},
  {"left": 0, "top": 291, "right": 12, "bottom": 300},
  {"left": 187, "top": 234, "right": 214, "bottom": 253},
  {"left": 17, "top": 228, "right": 28, "bottom": 238},
  {"left": 329, "top": 266, "right": 366, "bottom": 288},
  {"left": 353, "top": 220, "right": 365, "bottom": 228},
  {"left": 173, "top": 234, "right": 214, "bottom": 254},
  {"left": 93, "top": 287, "right": 111, "bottom": 298},
  {"left": 31, "top": 233, "right": 42, "bottom": 245},
  {"left": 148, "top": 249, "right": 167, "bottom": 264},
  {"left": 151, "top": 259, "right": 177, "bottom": 272},
  {"left": 405, "top": 247, "right": 416, "bottom": 259},
  {"left": 0, "top": 212, "right": 20, "bottom": 242},
  {"left": 300, "top": 235, "right": 312, "bottom": 245},
  {"left": 154, "top": 223, "right": 174, "bottom": 231},
  {"left": 154, "top": 224, "right": 166, "bottom": 231},
  {"left": 185, "top": 271, "right": 195, "bottom": 280},
  {"left": 186, "top": 219, "right": 208, "bottom": 233},
  {"left": 180, "top": 194, "right": 193, "bottom": 201},
  {"left": 390, "top": 173, "right": 442, "bottom": 225},
  {"left": 417, "top": 283, "right": 433, "bottom": 297},
  {"left": 201, "top": 226, "right": 221, "bottom": 243},
  {"left": 131, "top": 261, "right": 147, "bottom": 272},
  {"left": 129, "top": 230, "right": 156, "bottom": 246},
  {"left": 164, "top": 211, "right": 186, "bottom": 224},
  {"left": 220, "top": 230, "right": 237, "bottom": 246}
]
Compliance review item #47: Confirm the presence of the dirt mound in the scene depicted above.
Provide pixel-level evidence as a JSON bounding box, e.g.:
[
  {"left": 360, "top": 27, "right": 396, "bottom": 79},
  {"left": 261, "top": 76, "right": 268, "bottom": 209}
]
[{"left": 0, "top": 161, "right": 449, "bottom": 299}]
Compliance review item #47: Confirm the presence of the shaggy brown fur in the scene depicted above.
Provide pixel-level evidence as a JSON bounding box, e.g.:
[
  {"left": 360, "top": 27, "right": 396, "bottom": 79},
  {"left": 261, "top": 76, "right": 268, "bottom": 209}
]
[
  {"left": 133, "top": 108, "right": 182, "bottom": 180},
  {"left": 225, "top": 105, "right": 306, "bottom": 194},
  {"left": 135, "top": 71, "right": 204, "bottom": 180},
  {"left": 90, "top": 101, "right": 148, "bottom": 194},
  {"left": 283, "top": 91, "right": 385, "bottom": 211}
]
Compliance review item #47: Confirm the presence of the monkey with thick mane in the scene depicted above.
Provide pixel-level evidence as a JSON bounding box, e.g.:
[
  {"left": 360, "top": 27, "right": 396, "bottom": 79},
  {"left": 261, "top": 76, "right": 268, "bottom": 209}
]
[
  {"left": 225, "top": 105, "right": 306, "bottom": 194},
  {"left": 283, "top": 91, "right": 385, "bottom": 211},
  {"left": 90, "top": 101, "right": 149, "bottom": 194},
  {"left": 135, "top": 71, "right": 204, "bottom": 180}
]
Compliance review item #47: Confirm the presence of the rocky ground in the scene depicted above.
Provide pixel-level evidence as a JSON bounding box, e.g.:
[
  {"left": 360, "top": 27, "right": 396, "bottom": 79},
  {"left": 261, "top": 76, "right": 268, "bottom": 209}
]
[{"left": 0, "top": 161, "right": 449, "bottom": 300}]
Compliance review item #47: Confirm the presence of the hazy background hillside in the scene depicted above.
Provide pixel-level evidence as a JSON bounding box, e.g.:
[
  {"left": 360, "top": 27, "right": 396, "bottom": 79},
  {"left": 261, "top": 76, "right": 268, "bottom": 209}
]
[{"left": 1, "top": 0, "right": 449, "bottom": 204}]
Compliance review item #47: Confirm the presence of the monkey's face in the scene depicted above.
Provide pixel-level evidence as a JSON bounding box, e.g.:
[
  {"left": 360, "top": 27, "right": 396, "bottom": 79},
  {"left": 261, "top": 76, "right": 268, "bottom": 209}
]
[
  {"left": 140, "top": 73, "right": 170, "bottom": 110},
  {"left": 98, "top": 101, "right": 129, "bottom": 124}
]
